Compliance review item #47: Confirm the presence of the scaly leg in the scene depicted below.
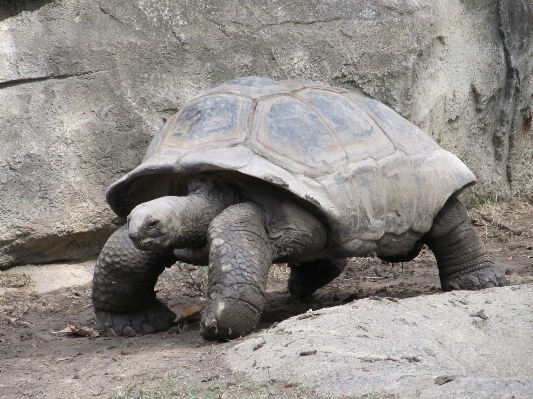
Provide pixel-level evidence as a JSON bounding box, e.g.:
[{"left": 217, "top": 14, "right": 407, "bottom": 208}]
[
  {"left": 201, "top": 203, "right": 273, "bottom": 340},
  {"left": 423, "top": 196, "right": 506, "bottom": 291},
  {"left": 288, "top": 258, "right": 348, "bottom": 298},
  {"left": 92, "top": 225, "right": 176, "bottom": 336}
]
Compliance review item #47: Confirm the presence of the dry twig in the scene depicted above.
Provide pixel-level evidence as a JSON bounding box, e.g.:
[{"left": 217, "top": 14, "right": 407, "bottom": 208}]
[{"left": 479, "top": 214, "right": 523, "bottom": 236}]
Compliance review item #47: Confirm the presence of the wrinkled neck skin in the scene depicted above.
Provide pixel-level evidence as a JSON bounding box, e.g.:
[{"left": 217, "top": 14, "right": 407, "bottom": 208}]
[{"left": 128, "top": 176, "right": 240, "bottom": 252}]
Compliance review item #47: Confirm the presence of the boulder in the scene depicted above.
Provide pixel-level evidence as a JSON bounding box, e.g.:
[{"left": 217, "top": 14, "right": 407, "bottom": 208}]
[
  {"left": 0, "top": 0, "right": 531, "bottom": 267},
  {"left": 227, "top": 284, "right": 533, "bottom": 398}
]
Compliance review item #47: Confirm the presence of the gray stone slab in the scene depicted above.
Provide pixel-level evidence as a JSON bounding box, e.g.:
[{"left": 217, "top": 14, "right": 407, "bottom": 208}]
[
  {"left": 226, "top": 284, "right": 533, "bottom": 398},
  {"left": 3, "top": 260, "right": 95, "bottom": 294}
]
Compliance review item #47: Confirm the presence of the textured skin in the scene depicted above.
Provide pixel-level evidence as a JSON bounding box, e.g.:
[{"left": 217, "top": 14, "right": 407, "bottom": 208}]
[
  {"left": 233, "top": 174, "right": 328, "bottom": 263},
  {"left": 288, "top": 258, "right": 348, "bottom": 298},
  {"left": 128, "top": 176, "right": 240, "bottom": 251},
  {"left": 201, "top": 203, "right": 273, "bottom": 340},
  {"left": 128, "top": 196, "right": 214, "bottom": 250},
  {"left": 92, "top": 225, "right": 176, "bottom": 336},
  {"left": 173, "top": 245, "right": 209, "bottom": 266},
  {"left": 423, "top": 197, "right": 506, "bottom": 291},
  {"left": 96, "top": 300, "right": 176, "bottom": 337}
]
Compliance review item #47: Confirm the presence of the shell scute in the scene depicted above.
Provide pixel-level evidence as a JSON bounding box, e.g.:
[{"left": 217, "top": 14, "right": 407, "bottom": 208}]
[
  {"left": 295, "top": 89, "right": 395, "bottom": 163},
  {"left": 251, "top": 96, "right": 345, "bottom": 173},
  {"left": 345, "top": 93, "right": 439, "bottom": 155},
  {"left": 164, "top": 95, "right": 251, "bottom": 149},
  {"left": 346, "top": 159, "right": 387, "bottom": 241},
  {"left": 378, "top": 150, "right": 417, "bottom": 235}
]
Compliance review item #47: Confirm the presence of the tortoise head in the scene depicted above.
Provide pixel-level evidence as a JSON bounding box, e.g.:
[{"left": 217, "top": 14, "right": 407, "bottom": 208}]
[{"left": 127, "top": 197, "right": 180, "bottom": 252}]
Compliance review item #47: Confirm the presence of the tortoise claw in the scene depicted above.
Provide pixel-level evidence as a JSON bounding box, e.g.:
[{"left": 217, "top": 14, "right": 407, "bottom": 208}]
[
  {"left": 441, "top": 266, "right": 506, "bottom": 291},
  {"left": 95, "top": 300, "right": 176, "bottom": 337}
]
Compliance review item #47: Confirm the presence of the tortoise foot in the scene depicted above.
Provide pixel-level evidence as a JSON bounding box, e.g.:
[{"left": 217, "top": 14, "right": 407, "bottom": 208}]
[
  {"left": 441, "top": 266, "right": 506, "bottom": 292},
  {"left": 200, "top": 297, "right": 261, "bottom": 341},
  {"left": 96, "top": 299, "right": 176, "bottom": 337}
]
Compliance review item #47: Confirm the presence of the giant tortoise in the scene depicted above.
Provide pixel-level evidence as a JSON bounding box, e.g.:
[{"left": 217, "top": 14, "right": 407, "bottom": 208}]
[{"left": 93, "top": 77, "right": 505, "bottom": 340}]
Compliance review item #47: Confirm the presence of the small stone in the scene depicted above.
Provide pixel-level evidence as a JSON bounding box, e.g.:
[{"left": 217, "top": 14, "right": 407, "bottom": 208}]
[
  {"left": 359, "top": 355, "right": 385, "bottom": 362},
  {"left": 201, "top": 375, "right": 219, "bottom": 382},
  {"left": 424, "top": 348, "right": 437, "bottom": 357},
  {"left": 402, "top": 355, "right": 421, "bottom": 363},
  {"left": 253, "top": 339, "right": 266, "bottom": 351},
  {"left": 435, "top": 375, "right": 455, "bottom": 385},
  {"left": 469, "top": 309, "right": 488, "bottom": 320}
]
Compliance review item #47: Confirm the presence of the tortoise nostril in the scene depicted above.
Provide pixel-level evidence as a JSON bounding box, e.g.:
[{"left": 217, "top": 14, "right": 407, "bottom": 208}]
[{"left": 128, "top": 225, "right": 140, "bottom": 241}]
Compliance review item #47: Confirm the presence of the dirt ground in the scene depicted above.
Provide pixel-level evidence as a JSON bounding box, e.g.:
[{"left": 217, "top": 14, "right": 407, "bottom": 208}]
[{"left": 1, "top": 198, "right": 532, "bottom": 399}]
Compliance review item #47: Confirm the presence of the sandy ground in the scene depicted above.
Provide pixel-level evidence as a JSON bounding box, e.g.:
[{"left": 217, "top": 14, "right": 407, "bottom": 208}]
[{"left": 0, "top": 198, "right": 532, "bottom": 399}]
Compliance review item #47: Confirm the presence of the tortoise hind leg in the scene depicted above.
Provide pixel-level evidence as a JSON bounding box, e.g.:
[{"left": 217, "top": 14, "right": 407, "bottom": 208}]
[
  {"left": 288, "top": 258, "right": 348, "bottom": 298},
  {"left": 423, "top": 196, "right": 506, "bottom": 291},
  {"left": 92, "top": 225, "right": 177, "bottom": 336}
]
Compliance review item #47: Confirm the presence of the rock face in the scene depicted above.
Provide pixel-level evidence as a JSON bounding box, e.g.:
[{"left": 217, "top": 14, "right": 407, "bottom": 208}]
[
  {"left": 226, "top": 284, "right": 533, "bottom": 399},
  {"left": 0, "top": 0, "right": 532, "bottom": 268}
]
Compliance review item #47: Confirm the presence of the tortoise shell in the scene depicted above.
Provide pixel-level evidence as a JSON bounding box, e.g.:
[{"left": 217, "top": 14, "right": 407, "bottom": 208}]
[{"left": 107, "top": 77, "right": 475, "bottom": 258}]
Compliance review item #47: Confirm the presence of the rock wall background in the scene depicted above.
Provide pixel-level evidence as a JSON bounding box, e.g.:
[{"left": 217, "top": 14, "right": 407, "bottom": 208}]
[{"left": 0, "top": 0, "right": 532, "bottom": 268}]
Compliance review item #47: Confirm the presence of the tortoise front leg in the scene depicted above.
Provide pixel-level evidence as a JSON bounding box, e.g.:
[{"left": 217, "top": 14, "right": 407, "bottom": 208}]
[
  {"left": 92, "top": 225, "right": 176, "bottom": 336},
  {"left": 423, "top": 196, "right": 506, "bottom": 291},
  {"left": 201, "top": 203, "right": 273, "bottom": 340}
]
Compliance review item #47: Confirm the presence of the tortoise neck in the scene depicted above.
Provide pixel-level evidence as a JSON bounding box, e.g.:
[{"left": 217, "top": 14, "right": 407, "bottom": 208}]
[
  {"left": 186, "top": 175, "right": 241, "bottom": 211},
  {"left": 170, "top": 176, "right": 241, "bottom": 247}
]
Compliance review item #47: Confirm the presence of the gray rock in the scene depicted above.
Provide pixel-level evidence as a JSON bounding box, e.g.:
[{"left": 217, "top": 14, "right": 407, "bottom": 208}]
[
  {"left": 0, "top": 0, "right": 532, "bottom": 267},
  {"left": 1, "top": 260, "right": 94, "bottom": 295},
  {"left": 226, "top": 284, "right": 533, "bottom": 398}
]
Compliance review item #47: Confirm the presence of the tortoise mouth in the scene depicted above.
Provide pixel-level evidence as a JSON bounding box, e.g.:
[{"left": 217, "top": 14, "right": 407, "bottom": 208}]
[
  {"left": 135, "top": 239, "right": 152, "bottom": 250},
  {"left": 129, "top": 234, "right": 166, "bottom": 252}
]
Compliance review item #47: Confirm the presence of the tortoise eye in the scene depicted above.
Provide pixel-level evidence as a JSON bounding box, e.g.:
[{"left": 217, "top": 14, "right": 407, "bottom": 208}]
[{"left": 147, "top": 220, "right": 159, "bottom": 230}]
